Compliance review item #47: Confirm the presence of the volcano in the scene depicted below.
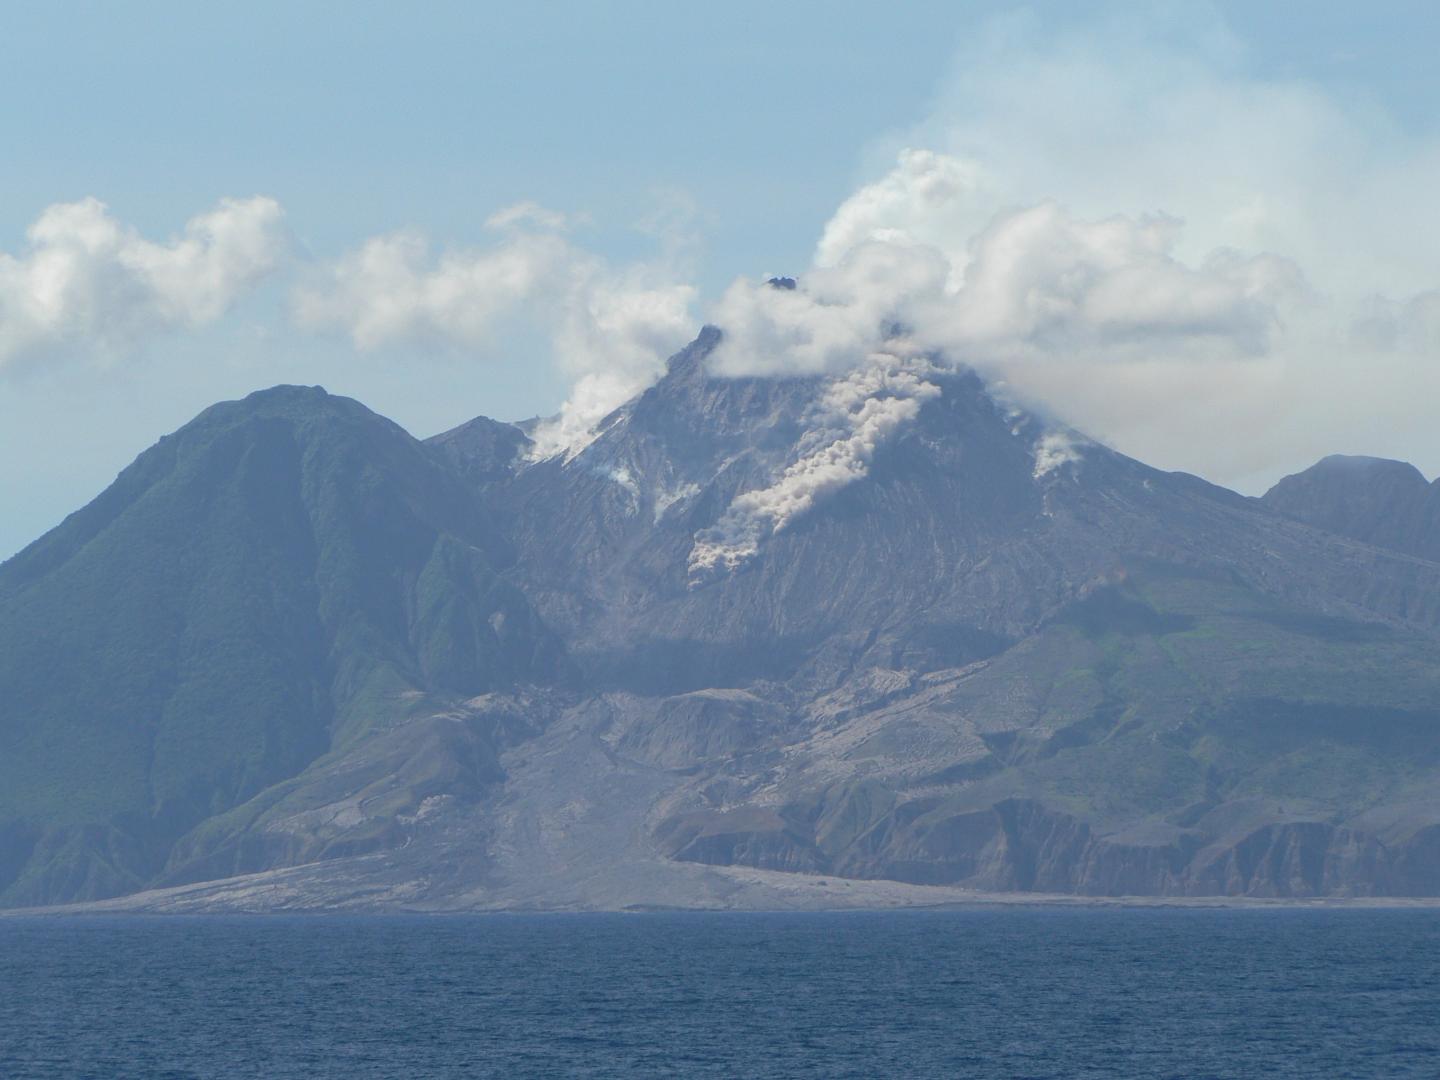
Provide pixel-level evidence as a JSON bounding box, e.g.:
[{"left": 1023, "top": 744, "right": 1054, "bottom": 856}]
[{"left": 5, "top": 329, "right": 1440, "bottom": 910}]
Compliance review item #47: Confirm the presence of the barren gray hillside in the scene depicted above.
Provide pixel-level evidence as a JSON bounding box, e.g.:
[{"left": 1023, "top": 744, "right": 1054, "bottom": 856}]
[{"left": 5, "top": 330, "right": 1440, "bottom": 910}]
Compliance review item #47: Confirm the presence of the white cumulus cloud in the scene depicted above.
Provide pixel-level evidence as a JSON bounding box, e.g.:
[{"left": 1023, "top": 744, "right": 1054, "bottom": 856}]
[
  {"left": 295, "top": 202, "right": 697, "bottom": 457},
  {"left": 293, "top": 227, "right": 571, "bottom": 351},
  {"left": 0, "top": 196, "right": 286, "bottom": 373},
  {"left": 816, "top": 148, "right": 988, "bottom": 276},
  {"left": 927, "top": 199, "right": 1305, "bottom": 363},
  {"left": 701, "top": 6, "right": 1440, "bottom": 490},
  {"left": 707, "top": 241, "right": 949, "bottom": 378},
  {"left": 711, "top": 192, "right": 1305, "bottom": 383}
]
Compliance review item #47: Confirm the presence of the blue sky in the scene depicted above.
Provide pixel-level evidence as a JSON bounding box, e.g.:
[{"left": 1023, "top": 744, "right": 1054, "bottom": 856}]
[{"left": 3, "top": 1, "right": 1440, "bottom": 557}]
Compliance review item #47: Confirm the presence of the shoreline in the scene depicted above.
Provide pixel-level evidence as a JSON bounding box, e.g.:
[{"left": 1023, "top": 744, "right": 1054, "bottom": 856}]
[{"left": 7, "top": 861, "right": 1440, "bottom": 919}]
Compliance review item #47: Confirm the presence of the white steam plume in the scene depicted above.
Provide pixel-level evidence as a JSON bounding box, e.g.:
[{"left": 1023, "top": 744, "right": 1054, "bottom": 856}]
[
  {"left": 529, "top": 274, "right": 697, "bottom": 459},
  {"left": 701, "top": 7, "right": 1440, "bottom": 490}
]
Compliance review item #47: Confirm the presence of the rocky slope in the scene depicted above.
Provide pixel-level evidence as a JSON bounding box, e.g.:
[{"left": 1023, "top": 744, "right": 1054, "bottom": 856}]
[{"left": 4, "top": 330, "right": 1440, "bottom": 909}]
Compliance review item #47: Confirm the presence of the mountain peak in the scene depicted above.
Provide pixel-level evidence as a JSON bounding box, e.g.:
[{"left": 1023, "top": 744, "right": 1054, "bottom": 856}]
[
  {"left": 663, "top": 324, "right": 723, "bottom": 378},
  {"left": 1262, "top": 453, "right": 1438, "bottom": 560},
  {"left": 222, "top": 383, "right": 338, "bottom": 416},
  {"left": 1312, "top": 454, "right": 1427, "bottom": 482},
  {"left": 170, "top": 384, "right": 386, "bottom": 435},
  {"left": 244, "top": 382, "right": 330, "bottom": 402},
  {"left": 426, "top": 415, "right": 531, "bottom": 485}
]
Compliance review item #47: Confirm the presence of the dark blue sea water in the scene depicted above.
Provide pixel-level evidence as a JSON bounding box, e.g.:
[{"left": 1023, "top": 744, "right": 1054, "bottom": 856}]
[{"left": 2, "top": 908, "right": 1438, "bottom": 1078}]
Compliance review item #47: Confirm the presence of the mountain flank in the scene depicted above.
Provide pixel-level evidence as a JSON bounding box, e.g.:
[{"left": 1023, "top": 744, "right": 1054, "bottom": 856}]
[{"left": 4, "top": 333, "right": 1440, "bottom": 910}]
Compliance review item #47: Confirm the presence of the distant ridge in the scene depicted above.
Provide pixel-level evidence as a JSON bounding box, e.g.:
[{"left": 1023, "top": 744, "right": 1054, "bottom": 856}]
[{"left": 1262, "top": 454, "right": 1440, "bottom": 562}]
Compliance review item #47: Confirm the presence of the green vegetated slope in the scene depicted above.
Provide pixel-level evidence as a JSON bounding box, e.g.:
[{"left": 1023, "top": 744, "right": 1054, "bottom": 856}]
[
  {"left": 0, "top": 387, "right": 562, "bottom": 905},
  {"left": 961, "top": 568, "right": 1440, "bottom": 823},
  {"left": 666, "top": 564, "right": 1440, "bottom": 895}
]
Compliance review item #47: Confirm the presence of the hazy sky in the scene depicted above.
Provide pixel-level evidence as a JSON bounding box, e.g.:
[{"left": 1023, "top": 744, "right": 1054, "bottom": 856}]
[{"left": 3, "top": 1, "right": 1440, "bottom": 558}]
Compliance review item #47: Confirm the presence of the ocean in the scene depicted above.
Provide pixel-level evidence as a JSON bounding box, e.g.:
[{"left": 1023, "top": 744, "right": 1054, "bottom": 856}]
[{"left": 2, "top": 907, "right": 1437, "bottom": 1078}]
